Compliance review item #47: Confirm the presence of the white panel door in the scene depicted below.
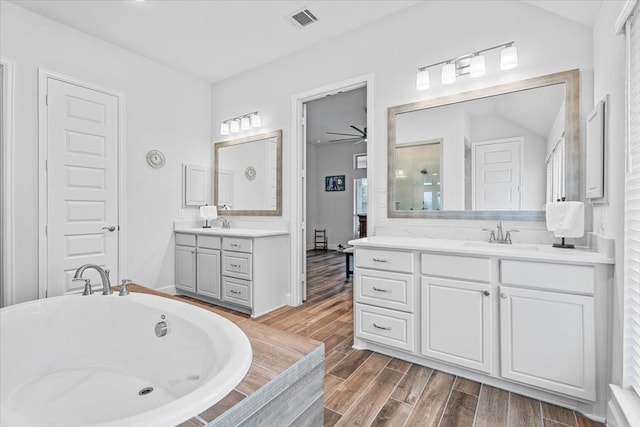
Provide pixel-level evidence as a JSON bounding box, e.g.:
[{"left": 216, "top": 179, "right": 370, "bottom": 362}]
[
  {"left": 473, "top": 138, "right": 522, "bottom": 210},
  {"left": 196, "top": 248, "right": 221, "bottom": 299},
  {"left": 175, "top": 245, "right": 196, "bottom": 292},
  {"left": 499, "top": 286, "right": 596, "bottom": 400},
  {"left": 46, "top": 78, "right": 119, "bottom": 296},
  {"left": 421, "top": 277, "right": 492, "bottom": 373}
]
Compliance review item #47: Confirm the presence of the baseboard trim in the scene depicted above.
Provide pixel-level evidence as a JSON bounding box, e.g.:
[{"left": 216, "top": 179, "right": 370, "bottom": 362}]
[{"left": 608, "top": 385, "right": 640, "bottom": 427}]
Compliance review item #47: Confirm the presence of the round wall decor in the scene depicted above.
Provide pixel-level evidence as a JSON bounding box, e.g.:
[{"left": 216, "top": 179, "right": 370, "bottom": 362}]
[
  {"left": 146, "top": 150, "right": 166, "bottom": 169},
  {"left": 245, "top": 166, "right": 256, "bottom": 181}
]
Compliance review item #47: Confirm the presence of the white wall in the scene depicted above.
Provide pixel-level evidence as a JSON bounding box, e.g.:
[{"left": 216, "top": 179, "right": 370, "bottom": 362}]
[
  {"left": 306, "top": 141, "right": 366, "bottom": 248},
  {"left": 210, "top": 0, "right": 594, "bottom": 242},
  {"left": 0, "top": 2, "right": 212, "bottom": 302},
  {"left": 592, "top": 0, "right": 628, "bottom": 388}
]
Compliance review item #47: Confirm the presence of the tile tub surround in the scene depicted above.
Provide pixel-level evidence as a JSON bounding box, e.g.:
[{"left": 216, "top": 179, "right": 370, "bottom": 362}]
[{"left": 122, "top": 285, "right": 324, "bottom": 427}]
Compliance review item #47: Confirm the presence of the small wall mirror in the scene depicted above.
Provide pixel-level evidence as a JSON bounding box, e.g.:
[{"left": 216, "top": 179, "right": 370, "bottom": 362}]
[
  {"left": 214, "top": 130, "right": 282, "bottom": 216},
  {"left": 388, "top": 69, "right": 579, "bottom": 220}
]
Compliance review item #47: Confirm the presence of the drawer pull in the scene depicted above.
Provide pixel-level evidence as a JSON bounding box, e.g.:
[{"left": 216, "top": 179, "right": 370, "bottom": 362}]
[
  {"left": 230, "top": 243, "right": 240, "bottom": 247},
  {"left": 230, "top": 263, "right": 241, "bottom": 268},
  {"left": 373, "top": 323, "right": 392, "bottom": 331},
  {"left": 373, "top": 287, "right": 392, "bottom": 293},
  {"left": 372, "top": 258, "right": 390, "bottom": 263},
  {"left": 230, "top": 289, "right": 241, "bottom": 295}
]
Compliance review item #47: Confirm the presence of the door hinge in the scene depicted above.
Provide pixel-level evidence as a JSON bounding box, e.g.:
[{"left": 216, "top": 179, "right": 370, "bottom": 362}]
[
  {"left": 45, "top": 160, "right": 48, "bottom": 171},
  {"left": 45, "top": 225, "right": 48, "bottom": 236},
  {"left": 45, "top": 94, "right": 48, "bottom": 105}
]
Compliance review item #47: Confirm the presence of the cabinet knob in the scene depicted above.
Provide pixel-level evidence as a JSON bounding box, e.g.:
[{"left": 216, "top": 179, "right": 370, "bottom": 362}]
[
  {"left": 483, "top": 290, "right": 490, "bottom": 296},
  {"left": 500, "top": 293, "right": 508, "bottom": 299}
]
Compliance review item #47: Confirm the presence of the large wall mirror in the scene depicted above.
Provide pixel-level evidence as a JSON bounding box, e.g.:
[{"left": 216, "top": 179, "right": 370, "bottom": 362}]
[
  {"left": 214, "top": 129, "right": 282, "bottom": 216},
  {"left": 388, "top": 69, "right": 579, "bottom": 220}
]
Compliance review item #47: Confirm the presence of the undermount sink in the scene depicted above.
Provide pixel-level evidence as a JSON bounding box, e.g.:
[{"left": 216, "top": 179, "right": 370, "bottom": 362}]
[{"left": 462, "top": 241, "right": 540, "bottom": 251}]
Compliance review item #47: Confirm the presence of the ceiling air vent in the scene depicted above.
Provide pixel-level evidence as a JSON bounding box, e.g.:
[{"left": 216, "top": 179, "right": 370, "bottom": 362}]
[{"left": 288, "top": 8, "right": 318, "bottom": 28}]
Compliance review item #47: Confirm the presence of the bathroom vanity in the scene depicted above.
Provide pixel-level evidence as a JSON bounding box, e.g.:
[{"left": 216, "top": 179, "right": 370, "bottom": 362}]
[
  {"left": 349, "top": 236, "right": 614, "bottom": 420},
  {"left": 174, "top": 228, "right": 289, "bottom": 317}
]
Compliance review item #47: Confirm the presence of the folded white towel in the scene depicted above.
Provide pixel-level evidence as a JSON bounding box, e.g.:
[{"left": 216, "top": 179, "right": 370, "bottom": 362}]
[
  {"left": 200, "top": 205, "right": 218, "bottom": 220},
  {"left": 545, "top": 201, "right": 584, "bottom": 238}
]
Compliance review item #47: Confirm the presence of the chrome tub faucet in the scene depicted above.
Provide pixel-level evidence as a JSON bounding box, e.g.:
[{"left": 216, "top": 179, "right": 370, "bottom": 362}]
[{"left": 73, "top": 264, "right": 112, "bottom": 295}]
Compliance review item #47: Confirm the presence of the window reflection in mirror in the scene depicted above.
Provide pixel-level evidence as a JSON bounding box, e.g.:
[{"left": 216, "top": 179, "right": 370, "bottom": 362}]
[{"left": 394, "top": 140, "right": 441, "bottom": 211}]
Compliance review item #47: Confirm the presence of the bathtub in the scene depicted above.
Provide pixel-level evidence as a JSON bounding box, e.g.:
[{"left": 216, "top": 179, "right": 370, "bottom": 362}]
[{"left": 0, "top": 292, "right": 252, "bottom": 427}]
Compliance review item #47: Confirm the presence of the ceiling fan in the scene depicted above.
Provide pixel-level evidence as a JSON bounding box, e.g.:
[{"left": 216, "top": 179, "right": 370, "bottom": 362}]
[{"left": 327, "top": 125, "right": 367, "bottom": 145}]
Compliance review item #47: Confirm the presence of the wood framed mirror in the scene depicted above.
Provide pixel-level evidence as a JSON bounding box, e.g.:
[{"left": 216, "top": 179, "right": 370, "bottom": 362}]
[
  {"left": 213, "top": 129, "right": 282, "bottom": 216},
  {"left": 388, "top": 69, "right": 579, "bottom": 220}
]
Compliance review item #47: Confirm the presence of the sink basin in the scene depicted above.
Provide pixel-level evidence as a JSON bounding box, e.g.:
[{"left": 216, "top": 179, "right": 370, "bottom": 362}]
[{"left": 462, "top": 241, "right": 540, "bottom": 251}]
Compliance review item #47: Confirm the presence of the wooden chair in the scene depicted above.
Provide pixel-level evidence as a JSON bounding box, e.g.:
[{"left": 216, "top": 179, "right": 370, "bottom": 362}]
[{"left": 314, "top": 229, "right": 328, "bottom": 251}]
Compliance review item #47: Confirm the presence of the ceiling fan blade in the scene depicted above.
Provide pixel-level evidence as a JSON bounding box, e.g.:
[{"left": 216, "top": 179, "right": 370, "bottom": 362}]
[
  {"left": 329, "top": 137, "right": 361, "bottom": 142},
  {"left": 350, "top": 125, "right": 366, "bottom": 136},
  {"left": 353, "top": 139, "right": 366, "bottom": 146},
  {"left": 327, "top": 132, "right": 361, "bottom": 137}
]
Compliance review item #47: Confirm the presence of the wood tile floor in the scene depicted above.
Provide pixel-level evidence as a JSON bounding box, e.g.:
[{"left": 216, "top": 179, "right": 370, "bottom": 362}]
[{"left": 184, "top": 250, "right": 605, "bottom": 427}]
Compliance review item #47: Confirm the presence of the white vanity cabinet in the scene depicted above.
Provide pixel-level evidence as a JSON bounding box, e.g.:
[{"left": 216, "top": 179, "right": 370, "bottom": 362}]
[
  {"left": 354, "top": 248, "right": 416, "bottom": 352},
  {"left": 175, "top": 233, "right": 221, "bottom": 298},
  {"left": 498, "top": 260, "right": 596, "bottom": 401},
  {"left": 174, "top": 229, "right": 289, "bottom": 317},
  {"left": 350, "top": 236, "right": 614, "bottom": 420}
]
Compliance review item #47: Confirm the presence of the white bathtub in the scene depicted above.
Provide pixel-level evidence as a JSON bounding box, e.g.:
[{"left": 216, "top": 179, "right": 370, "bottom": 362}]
[{"left": 0, "top": 292, "right": 252, "bottom": 427}]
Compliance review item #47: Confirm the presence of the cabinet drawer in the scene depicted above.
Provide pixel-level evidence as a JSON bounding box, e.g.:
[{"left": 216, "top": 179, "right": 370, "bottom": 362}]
[
  {"left": 175, "top": 233, "right": 196, "bottom": 247},
  {"left": 223, "top": 237, "right": 253, "bottom": 253},
  {"left": 223, "top": 252, "right": 252, "bottom": 280},
  {"left": 356, "top": 248, "right": 414, "bottom": 273},
  {"left": 500, "top": 260, "right": 594, "bottom": 294},
  {"left": 355, "top": 303, "right": 415, "bottom": 352},
  {"left": 421, "top": 253, "right": 491, "bottom": 282},
  {"left": 198, "top": 235, "right": 221, "bottom": 250},
  {"left": 222, "top": 277, "right": 251, "bottom": 307},
  {"left": 355, "top": 269, "right": 414, "bottom": 313}
]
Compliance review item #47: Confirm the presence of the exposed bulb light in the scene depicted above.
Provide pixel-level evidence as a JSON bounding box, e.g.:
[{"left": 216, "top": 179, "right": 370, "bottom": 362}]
[
  {"left": 469, "top": 54, "right": 486, "bottom": 78},
  {"left": 500, "top": 44, "right": 518, "bottom": 70},
  {"left": 240, "top": 116, "right": 251, "bottom": 130},
  {"left": 416, "top": 69, "right": 430, "bottom": 91},
  {"left": 250, "top": 113, "right": 261, "bottom": 128},
  {"left": 220, "top": 122, "right": 230, "bottom": 135},
  {"left": 230, "top": 119, "right": 240, "bottom": 133},
  {"left": 441, "top": 62, "right": 456, "bottom": 85}
]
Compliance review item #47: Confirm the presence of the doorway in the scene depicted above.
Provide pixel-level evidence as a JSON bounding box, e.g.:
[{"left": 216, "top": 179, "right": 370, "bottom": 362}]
[
  {"left": 38, "top": 70, "right": 123, "bottom": 298},
  {"left": 291, "top": 74, "right": 372, "bottom": 305}
]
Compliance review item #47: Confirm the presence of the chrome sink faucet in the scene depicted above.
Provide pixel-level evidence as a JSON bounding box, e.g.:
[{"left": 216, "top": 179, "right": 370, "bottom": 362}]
[
  {"left": 483, "top": 221, "right": 519, "bottom": 244},
  {"left": 73, "top": 264, "right": 112, "bottom": 295},
  {"left": 218, "top": 217, "right": 231, "bottom": 229}
]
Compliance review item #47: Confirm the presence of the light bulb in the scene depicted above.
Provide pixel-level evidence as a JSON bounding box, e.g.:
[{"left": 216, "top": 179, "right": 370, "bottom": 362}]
[
  {"left": 441, "top": 62, "right": 456, "bottom": 84},
  {"left": 241, "top": 116, "right": 251, "bottom": 130},
  {"left": 416, "top": 69, "right": 430, "bottom": 91},
  {"left": 470, "top": 55, "right": 486, "bottom": 77},
  {"left": 251, "top": 113, "right": 261, "bottom": 128},
  {"left": 220, "top": 122, "right": 230, "bottom": 135},
  {"left": 230, "top": 119, "right": 240, "bottom": 133},
  {"left": 500, "top": 44, "right": 518, "bottom": 70}
]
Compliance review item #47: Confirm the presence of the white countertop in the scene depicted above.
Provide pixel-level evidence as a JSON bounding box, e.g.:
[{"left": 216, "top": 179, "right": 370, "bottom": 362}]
[
  {"left": 175, "top": 227, "right": 289, "bottom": 238},
  {"left": 348, "top": 236, "right": 614, "bottom": 265}
]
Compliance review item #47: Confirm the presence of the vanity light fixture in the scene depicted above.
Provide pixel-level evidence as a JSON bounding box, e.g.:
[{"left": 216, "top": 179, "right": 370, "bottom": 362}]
[
  {"left": 219, "top": 111, "right": 262, "bottom": 134},
  {"left": 416, "top": 41, "right": 517, "bottom": 91},
  {"left": 230, "top": 119, "right": 240, "bottom": 133}
]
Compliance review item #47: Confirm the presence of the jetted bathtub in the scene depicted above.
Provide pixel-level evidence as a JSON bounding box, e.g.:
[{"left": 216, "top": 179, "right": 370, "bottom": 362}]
[{"left": 0, "top": 292, "right": 252, "bottom": 427}]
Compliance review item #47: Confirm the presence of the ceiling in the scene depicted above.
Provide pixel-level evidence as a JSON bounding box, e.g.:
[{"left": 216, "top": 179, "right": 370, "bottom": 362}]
[
  {"left": 306, "top": 87, "right": 366, "bottom": 146},
  {"left": 11, "top": 0, "right": 420, "bottom": 83},
  {"left": 10, "top": 1, "right": 603, "bottom": 84}
]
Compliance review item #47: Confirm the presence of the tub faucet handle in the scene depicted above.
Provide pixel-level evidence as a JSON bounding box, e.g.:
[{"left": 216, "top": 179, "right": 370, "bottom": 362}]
[
  {"left": 120, "top": 279, "right": 132, "bottom": 296},
  {"left": 73, "top": 278, "right": 93, "bottom": 296}
]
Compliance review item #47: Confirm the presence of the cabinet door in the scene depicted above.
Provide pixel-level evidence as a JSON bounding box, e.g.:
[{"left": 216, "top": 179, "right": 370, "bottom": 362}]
[
  {"left": 421, "top": 277, "right": 492, "bottom": 373},
  {"left": 175, "top": 245, "right": 196, "bottom": 292},
  {"left": 499, "top": 286, "right": 595, "bottom": 400},
  {"left": 197, "top": 248, "right": 221, "bottom": 299}
]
